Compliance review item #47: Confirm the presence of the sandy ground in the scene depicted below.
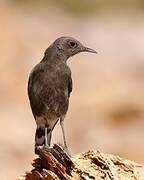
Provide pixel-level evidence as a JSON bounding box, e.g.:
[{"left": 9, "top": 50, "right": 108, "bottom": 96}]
[{"left": 0, "top": 2, "right": 144, "bottom": 179}]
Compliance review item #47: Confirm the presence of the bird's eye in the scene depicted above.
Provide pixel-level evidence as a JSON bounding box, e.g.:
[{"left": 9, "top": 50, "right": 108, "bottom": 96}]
[{"left": 69, "top": 41, "right": 77, "bottom": 48}]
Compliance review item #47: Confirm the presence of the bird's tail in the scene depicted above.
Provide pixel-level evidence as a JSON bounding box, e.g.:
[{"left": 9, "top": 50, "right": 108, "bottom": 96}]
[{"left": 35, "top": 127, "right": 45, "bottom": 147}]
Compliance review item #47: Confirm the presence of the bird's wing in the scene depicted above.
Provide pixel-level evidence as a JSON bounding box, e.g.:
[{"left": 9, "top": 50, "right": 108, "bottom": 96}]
[
  {"left": 68, "top": 75, "right": 73, "bottom": 97},
  {"left": 28, "top": 64, "right": 50, "bottom": 116},
  {"left": 28, "top": 63, "right": 73, "bottom": 117}
]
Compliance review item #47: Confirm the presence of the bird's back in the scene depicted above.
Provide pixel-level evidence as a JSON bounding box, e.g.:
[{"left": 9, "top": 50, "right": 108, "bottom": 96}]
[{"left": 28, "top": 60, "right": 72, "bottom": 119}]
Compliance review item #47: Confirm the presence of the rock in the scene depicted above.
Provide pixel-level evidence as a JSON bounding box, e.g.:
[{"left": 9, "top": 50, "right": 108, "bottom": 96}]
[{"left": 20, "top": 144, "right": 144, "bottom": 180}]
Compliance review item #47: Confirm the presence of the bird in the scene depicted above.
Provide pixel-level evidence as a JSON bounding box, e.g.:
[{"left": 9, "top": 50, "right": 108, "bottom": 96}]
[{"left": 28, "top": 36, "right": 97, "bottom": 154}]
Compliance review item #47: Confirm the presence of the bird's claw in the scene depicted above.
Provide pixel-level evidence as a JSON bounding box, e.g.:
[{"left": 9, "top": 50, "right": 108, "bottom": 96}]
[{"left": 44, "top": 145, "right": 50, "bottom": 151}]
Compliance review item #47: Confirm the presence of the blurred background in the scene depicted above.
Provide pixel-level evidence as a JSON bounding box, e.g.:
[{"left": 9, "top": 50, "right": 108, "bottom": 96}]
[{"left": 0, "top": 0, "right": 144, "bottom": 179}]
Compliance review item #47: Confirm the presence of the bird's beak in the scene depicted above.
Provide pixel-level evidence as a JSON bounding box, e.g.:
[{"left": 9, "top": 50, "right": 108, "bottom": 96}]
[{"left": 82, "top": 47, "right": 98, "bottom": 54}]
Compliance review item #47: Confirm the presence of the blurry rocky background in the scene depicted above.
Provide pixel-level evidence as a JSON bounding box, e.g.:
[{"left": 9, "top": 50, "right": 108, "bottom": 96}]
[{"left": 0, "top": 0, "right": 144, "bottom": 179}]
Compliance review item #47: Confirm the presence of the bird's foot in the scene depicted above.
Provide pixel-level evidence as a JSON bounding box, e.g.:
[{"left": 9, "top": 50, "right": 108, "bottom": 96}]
[
  {"left": 35, "top": 145, "right": 50, "bottom": 155},
  {"left": 63, "top": 147, "right": 70, "bottom": 157},
  {"left": 43, "top": 144, "right": 50, "bottom": 151},
  {"left": 35, "top": 145, "right": 43, "bottom": 155},
  {"left": 56, "top": 143, "right": 71, "bottom": 157}
]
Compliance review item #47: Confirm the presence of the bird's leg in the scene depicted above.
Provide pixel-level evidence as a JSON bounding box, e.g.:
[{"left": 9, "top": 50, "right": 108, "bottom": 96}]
[
  {"left": 47, "top": 131, "right": 52, "bottom": 146},
  {"left": 45, "top": 127, "right": 48, "bottom": 147},
  {"left": 44, "top": 126, "right": 52, "bottom": 149},
  {"left": 35, "top": 126, "right": 45, "bottom": 154},
  {"left": 60, "top": 116, "right": 69, "bottom": 154}
]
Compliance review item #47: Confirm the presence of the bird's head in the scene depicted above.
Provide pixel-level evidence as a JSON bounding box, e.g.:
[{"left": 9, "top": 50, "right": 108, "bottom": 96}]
[{"left": 46, "top": 36, "right": 97, "bottom": 61}]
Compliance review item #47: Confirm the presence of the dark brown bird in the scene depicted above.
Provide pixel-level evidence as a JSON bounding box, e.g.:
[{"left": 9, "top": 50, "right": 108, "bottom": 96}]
[{"left": 28, "top": 36, "right": 97, "bottom": 154}]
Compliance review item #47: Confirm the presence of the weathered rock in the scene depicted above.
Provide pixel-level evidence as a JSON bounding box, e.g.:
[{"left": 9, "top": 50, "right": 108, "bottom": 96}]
[{"left": 19, "top": 144, "right": 144, "bottom": 180}]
